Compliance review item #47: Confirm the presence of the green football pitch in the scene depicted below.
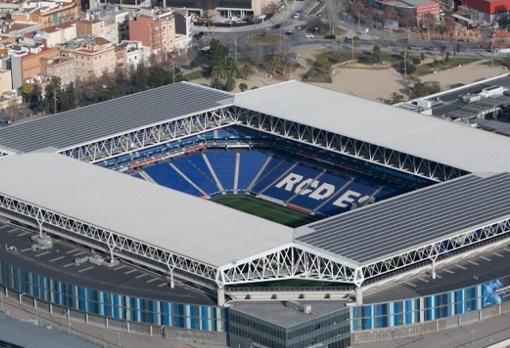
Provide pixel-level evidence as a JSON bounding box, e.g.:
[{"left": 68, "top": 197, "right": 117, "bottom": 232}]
[{"left": 213, "top": 195, "right": 320, "bottom": 227}]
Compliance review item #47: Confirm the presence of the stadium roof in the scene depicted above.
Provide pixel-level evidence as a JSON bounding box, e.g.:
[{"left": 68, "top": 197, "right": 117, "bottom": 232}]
[
  {"left": 0, "top": 82, "right": 233, "bottom": 153},
  {"left": 0, "top": 153, "right": 293, "bottom": 267},
  {"left": 233, "top": 81, "right": 510, "bottom": 175},
  {"left": 295, "top": 173, "right": 510, "bottom": 265}
]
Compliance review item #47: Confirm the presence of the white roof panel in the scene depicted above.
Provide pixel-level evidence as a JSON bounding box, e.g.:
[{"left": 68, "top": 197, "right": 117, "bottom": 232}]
[
  {"left": 0, "top": 153, "right": 293, "bottom": 266},
  {"left": 234, "top": 81, "right": 510, "bottom": 175}
]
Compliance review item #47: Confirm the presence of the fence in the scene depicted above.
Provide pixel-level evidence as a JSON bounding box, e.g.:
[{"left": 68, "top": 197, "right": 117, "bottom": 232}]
[{"left": 351, "top": 301, "right": 510, "bottom": 344}]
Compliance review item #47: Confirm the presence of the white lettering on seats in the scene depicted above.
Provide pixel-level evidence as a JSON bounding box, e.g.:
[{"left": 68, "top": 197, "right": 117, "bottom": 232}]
[
  {"left": 309, "top": 183, "right": 335, "bottom": 200},
  {"left": 275, "top": 173, "right": 303, "bottom": 191},
  {"left": 295, "top": 179, "right": 319, "bottom": 196},
  {"left": 332, "top": 190, "right": 362, "bottom": 208}
]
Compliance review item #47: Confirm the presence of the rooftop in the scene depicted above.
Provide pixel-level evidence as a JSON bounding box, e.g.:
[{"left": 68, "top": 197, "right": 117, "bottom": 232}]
[
  {"left": 295, "top": 173, "right": 510, "bottom": 265},
  {"left": 0, "top": 152, "right": 293, "bottom": 267},
  {"left": 0, "top": 222, "right": 216, "bottom": 305},
  {"left": 0, "top": 82, "right": 233, "bottom": 153},
  {"left": 234, "top": 81, "right": 510, "bottom": 176},
  {"left": 230, "top": 300, "right": 347, "bottom": 328},
  {"left": 364, "top": 241, "right": 510, "bottom": 303}
]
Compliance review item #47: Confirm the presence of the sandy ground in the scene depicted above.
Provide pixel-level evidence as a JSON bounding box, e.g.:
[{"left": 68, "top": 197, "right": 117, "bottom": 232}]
[
  {"left": 420, "top": 60, "right": 508, "bottom": 89},
  {"left": 187, "top": 56, "right": 509, "bottom": 101},
  {"left": 312, "top": 66, "right": 404, "bottom": 101}
]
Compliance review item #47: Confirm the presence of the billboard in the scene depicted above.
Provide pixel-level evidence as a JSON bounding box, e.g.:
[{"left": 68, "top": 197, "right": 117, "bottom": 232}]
[{"left": 482, "top": 275, "right": 510, "bottom": 308}]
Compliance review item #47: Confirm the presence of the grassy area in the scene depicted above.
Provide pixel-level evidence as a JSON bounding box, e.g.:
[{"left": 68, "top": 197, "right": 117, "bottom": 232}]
[
  {"left": 303, "top": 50, "right": 352, "bottom": 82},
  {"left": 214, "top": 195, "right": 319, "bottom": 227},
  {"left": 249, "top": 32, "right": 285, "bottom": 45},
  {"left": 182, "top": 69, "right": 205, "bottom": 81},
  {"left": 415, "top": 57, "right": 480, "bottom": 76},
  {"left": 308, "top": 1, "right": 324, "bottom": 15}
]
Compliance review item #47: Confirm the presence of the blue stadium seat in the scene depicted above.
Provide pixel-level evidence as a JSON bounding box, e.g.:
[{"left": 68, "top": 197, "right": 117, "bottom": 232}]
[
  {"left": 237, "top": 150, "right": 271, "bottom": 191},
  {"left": 315, "top": 172, "right": 385, "bottom": 216},
  {"left": 262, "top": 163, "right": 324, "bottom": 204},
  {"left": 251, "top": 155, "right": 298, "bottom": 194},
  {"left": 144, "top": 163, "right": 203, "bottom": 197},
  {"left": 131, "top": 172, "right": 144, "bottom": 180},
  {"left": 206, "top": 150, "right": 236, "bottom": 191},
  {"left": 171, "top": 154, "right": 220, "bottom": 195}
]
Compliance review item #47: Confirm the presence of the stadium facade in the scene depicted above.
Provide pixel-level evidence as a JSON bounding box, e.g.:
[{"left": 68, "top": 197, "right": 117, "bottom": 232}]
[{"left": 1, "top": 81, "right": 510, "bottom": 347}]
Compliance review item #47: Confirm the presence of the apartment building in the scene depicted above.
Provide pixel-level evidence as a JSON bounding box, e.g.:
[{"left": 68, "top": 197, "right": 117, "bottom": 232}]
[
  {"left": 76, "top": 18, "right": 119, "bottom": 44},
  {"left": 129, "top": 8, "right": 176, "bottom": 55},
  {"left": 41, "top": 56, "right": 76, "bottom": 85},
  {"left": 10, "top": 46, "right": 59, "bottom": 88},
  {"left": 60, "top": 36, "right": 115, "bottom": 79},
  {"left": 11, "top": 0, "right": 80, "bottom": 29}
]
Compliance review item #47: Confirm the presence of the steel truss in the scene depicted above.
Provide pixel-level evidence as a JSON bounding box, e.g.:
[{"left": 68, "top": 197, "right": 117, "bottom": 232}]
[
  {"left": 59, "top": 107, "right": 237, "bottom": 163},
  {"left": 360, "top": 217, "right": 510, "bottom": 282},
  {"left": 0, "top": 193, "right": 219, "bottom": 284},
  {"left": 0, "top": 194, "right": 508, "bottom": 288},
  {"left": 231, "top": 107, "right": 467, "bottom": 182},
  {"left": 218, "top": 244, "right": 359, "bottom": 285}
]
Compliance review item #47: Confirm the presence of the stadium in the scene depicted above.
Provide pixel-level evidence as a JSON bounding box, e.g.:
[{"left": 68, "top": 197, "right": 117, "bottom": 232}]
[{"left": 1, "top": 81, "right": 510, "bottom": 347}]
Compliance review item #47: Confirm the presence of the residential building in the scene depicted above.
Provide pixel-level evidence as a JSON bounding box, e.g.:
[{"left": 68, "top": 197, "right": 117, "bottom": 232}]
[
  {"left": 128, "top": 8, "right": 176, "bottom": 55},
  {"left": 116, "top": 40, "right": 144, "bottom": 69},
  {"left": 41, "top": 56, "right": 76, "bottom": 85},
  {"left": 24, "top": 22, "right": 77, "bottom": 48},
  {"left": 86, "top": 5, "right": 130, "bottom": 42},
  {"left": 369, "top": 0, "right": 440, "bottom": 20},
  {"left": 91, "top": 0, "right": 150, "bottom": 11},
  {"left": 0, "top": 90, "right": 22, "bottom": 112},
  {"left": 10, "top": 46, "right": 59, "bottom": 88},
  {"left": 458, "top": 0, "right": 510, "bottom": 22},
  {"left": 0, "top": 69, "right": 12, "bottom": 94},
  {"left": 76, "top": 18, "right": 119, "bottom": 44},
  {"left": 11, "top": 0, "right": 80, "bottom": 29},
  {"left": 173, "top": 8, "right": 193, "bottom": 50},
  {"left": 0, "top": 21, "right": 40, "bottom": 38},
  {"left": 60, "top": 36, "right": 116, "bottom": 80},
  {"left": 164, "top": 0, "right": 271, "bottom": 20}
]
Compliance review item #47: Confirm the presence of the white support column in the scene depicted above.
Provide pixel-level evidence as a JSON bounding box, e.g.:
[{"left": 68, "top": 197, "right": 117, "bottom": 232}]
[
  {"left": 355, "top": 286, "right": 363, "bottom": 305},
  {"left": 431, "top": 258, "right": 436, "bottom": 280},
  {"left": 166, "top": 265, "right": 175, "bottom": 289},
  {"left": 354, "top": 267, "right": 364, "bottom": 305},
  {"left": 217, "top": 287, "right": 225, "bottom": 307},
  {"left": 37, "top": 219, "right": 43, "bottom": 237}
]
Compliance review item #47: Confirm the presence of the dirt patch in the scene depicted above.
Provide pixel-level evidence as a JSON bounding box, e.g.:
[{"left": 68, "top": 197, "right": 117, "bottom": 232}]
[
  {"left": 420, "top": 60, "right": 508, "bottom": 89},
  {"left": 312, "top": 64, "right": 404, "bottom": 101}
]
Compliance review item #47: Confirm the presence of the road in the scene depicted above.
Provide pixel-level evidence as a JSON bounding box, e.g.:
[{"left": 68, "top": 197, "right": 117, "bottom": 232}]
[{"left": 193, "top": 0, "right": 498, "bottom": 60}]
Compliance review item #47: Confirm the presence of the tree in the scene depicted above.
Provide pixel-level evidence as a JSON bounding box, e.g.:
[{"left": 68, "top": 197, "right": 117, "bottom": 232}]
[
  {"left": 237, "top": 62, "right": 254, "bottom": 80},
  {"left": 324, "top": 0, "right": 341, "bottom": 35},
  {"left": 60, "top": 83, "right": 76, "bottom": 111},
  {"left": 21, "top": 83, "right": 41, "bottom": 110},
  {"left": 372, "top": 44, "right": 383, "bottom": 63},
  {"left": 442, "top": 16, "right": 456, "bottom": 42},
  {"left": 130, "top": 64, "right": 149, "bottom": 93},
  {"left": 389, "top": 92, "right": 405, "bottom": 104},
  {"left": 42, "top": 77, "right": 62, "bottom": 114},
  {"left": 421, "top": 12, "right": 437, "bottom": 40},
  {"left": 348, "top": 0, "right": 365, "bottom": 30},
  {"left": 269, "top": 55, "right": 284, "bottom": 75},
  {"left": 384, "top": 7, "right": 399, "bottom": 22},
  {"left": 239, "top": 82, "right": 248, "bottom": 92},
  {"left": 409, "top": 77, "right": 440, "bottom": 98}
]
